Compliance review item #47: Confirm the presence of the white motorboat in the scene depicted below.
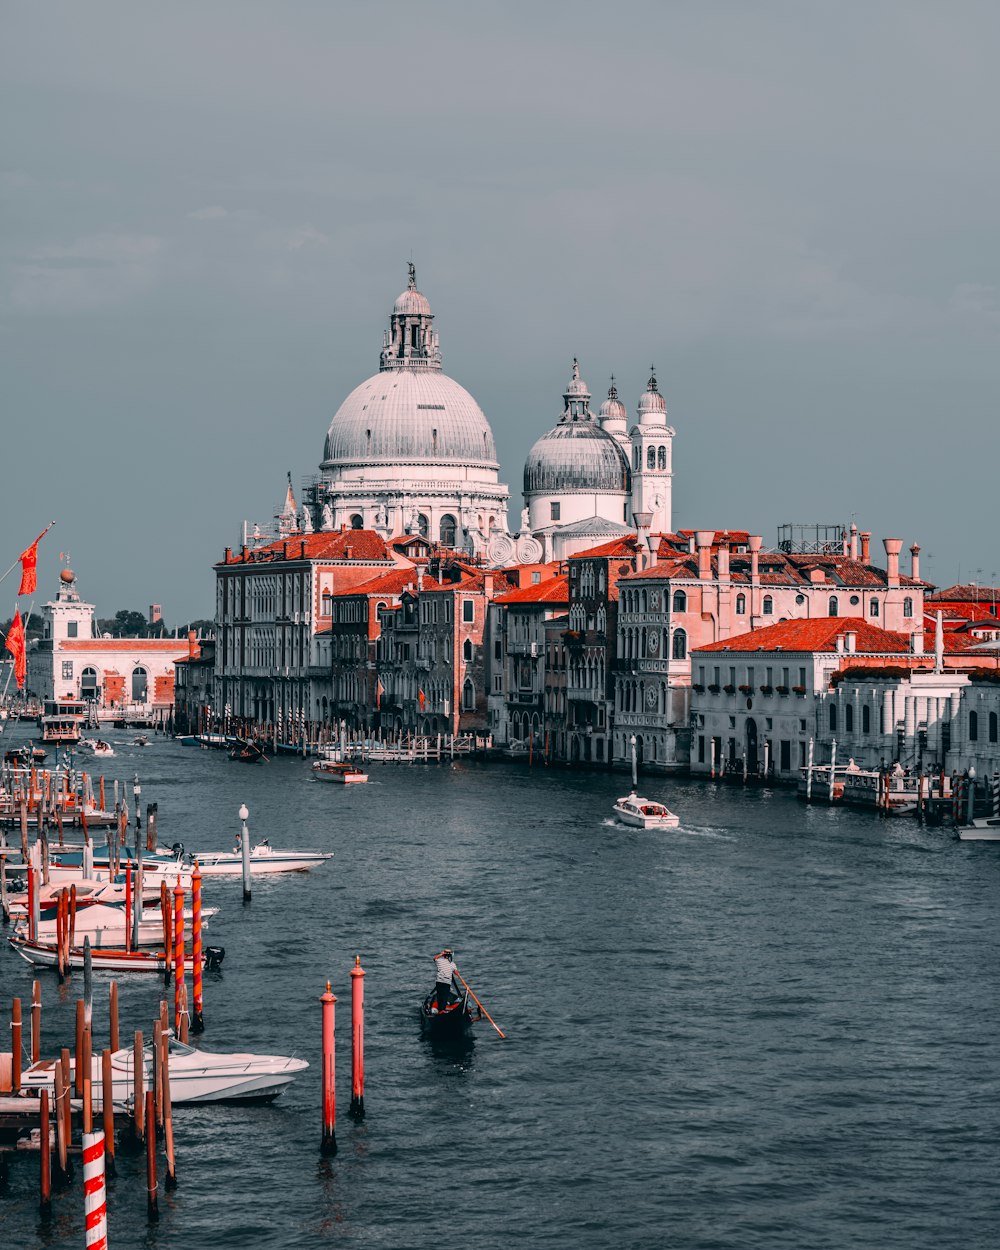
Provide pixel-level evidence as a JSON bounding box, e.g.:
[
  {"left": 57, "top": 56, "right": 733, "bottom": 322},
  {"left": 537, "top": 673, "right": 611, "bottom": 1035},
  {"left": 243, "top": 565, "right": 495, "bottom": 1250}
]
[
  {"left": 192, "top": 839, "right": 333, "bottom": 875},
  {"left": 8, "top": 934, "right": 203, "bottom": 974},
  {"left": 957, "top": 816, "right": 1000, "bottom": 842},
  {"left": 312, "top": 759, "right": 368, "bottom": 783},
  {"left": 15, "top": 901, "right": 217, "bottom": 947},
  {"left": 22, "top": 1036, "right": 308, "bottom": 1103},
  {"left": 613, "top": 792, "right": 680, "bottom": 829},
  {"left": 80, "top": 737, "right": 115, "bottom": 758}
]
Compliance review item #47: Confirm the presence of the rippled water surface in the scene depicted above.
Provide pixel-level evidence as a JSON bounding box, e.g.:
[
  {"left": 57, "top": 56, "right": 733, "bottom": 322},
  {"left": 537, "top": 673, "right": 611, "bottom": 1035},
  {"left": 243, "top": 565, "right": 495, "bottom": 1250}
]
[{"left": 2, "top": 732, "right": 999, "bottom": 1248}]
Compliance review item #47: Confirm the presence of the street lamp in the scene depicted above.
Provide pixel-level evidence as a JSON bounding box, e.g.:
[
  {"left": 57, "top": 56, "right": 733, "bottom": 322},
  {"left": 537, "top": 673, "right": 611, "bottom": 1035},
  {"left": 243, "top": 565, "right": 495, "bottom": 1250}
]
[{"left": 133, "top": 774, "right": 141, "bottom": 834}]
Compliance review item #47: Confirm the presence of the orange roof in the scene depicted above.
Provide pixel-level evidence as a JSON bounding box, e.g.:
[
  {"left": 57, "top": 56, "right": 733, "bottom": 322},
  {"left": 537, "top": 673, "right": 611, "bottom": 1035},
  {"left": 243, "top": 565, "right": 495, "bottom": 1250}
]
[
  {"left": 332, "top": 568, "right": 422, "bottom": 598},
  {"left": 217, "top": 530, "right": 392, "bottom": 566},
  {"left": 696, "top": 617, "right": 913, "bottom": 654},
  {"left": 494, "top": 575, "right": 569, "bottom": 606},
  {"left": 568, "top": 536, "right": 641, "bottom": 561}
]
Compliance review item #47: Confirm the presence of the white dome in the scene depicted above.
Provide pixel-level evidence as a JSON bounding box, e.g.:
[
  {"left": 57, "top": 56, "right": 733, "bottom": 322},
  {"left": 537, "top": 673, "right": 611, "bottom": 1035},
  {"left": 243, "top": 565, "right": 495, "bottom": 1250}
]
[
  {"left": 393, "top": 288, "right": 432, "bottom": 317},
  {"left": 323, "top": 369, "right": 498, "bottom": 467}
]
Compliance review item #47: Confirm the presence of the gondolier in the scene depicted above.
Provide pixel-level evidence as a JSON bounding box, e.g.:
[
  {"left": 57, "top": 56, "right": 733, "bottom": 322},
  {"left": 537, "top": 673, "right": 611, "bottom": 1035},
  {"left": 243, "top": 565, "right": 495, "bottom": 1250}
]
[{"left": 432, "top": 948, "right": 457, "bottom": 1012}]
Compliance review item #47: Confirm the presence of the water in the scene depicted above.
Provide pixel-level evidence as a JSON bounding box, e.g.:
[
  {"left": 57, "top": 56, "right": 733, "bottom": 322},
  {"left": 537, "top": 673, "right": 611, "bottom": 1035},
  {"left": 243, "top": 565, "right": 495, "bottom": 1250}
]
[{"left": 2, "top": 732, "right": 1000, "bottom": 1248}]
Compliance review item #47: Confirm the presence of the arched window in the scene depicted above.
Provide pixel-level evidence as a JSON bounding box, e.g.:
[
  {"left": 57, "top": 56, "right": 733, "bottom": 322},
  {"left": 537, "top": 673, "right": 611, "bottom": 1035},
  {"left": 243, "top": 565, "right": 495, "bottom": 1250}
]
[
  {"left": 321, "top": 591, "right": 333, "bottom": 616},
  {"left": 463, "top": 638, "right": 473, "bottom": 662},
  {"left": 640, "top": 589, "right": 647, "bottom": 613},
  {"left": 829, "top": 704, "right": 838, "bottom": 731},
  {"left": 80, "top": 666, "right": 99, "bottom": 700},
  {"left": 418, "top": 514, "right": 429, "bottom": 539},
  {"left": 672, "top": 628, "right": 687, "bottom": 659},
  {"left": 131, "top": 667, "right": 148, "bottom": 703},
  {"left": 672, "top": 590, "right": 686, "bottom": 613},
  {"left": 646, "top": 445, "right": 656, "bottom": 470},
  {"left": 735, "top": 593, "right": 746, "bottom": 616},
  {"left": 762, "top": 595, "right": 774, "bottom": 616},
  {"left": 845, "top": 703, "right": 854, "bottom": 732},
  {"left": 862, "top": 705, "right": 871, "bottom": 734},
  {"left": 633, "top": 445, "right": 640, "bottom": 470},
  {"left": 869, "top": 599, "right": 880, "bottom": 618},
  {"left": 990, "top": 711, "right": 998, "bottom": 743},
  {"left": 657, "top": 445, "right": 667, "bottom": 470},
  {"left": 350, "top": 514, "right": 364, "bottom": 529},
  {"left": 462, "top": 678, "right": 476, "bottom": 711},
  {"left": 828, "top": 596, "right": 839, "bottom": 617},
  {"left": 903, "top": 597, "right": 913, "bottom": 618},
  {"left": 969, "top": 710, "right": 978, "bottom": 741},
  {"left": 439, "top": 514, "right": 457, "bottom": 546}
]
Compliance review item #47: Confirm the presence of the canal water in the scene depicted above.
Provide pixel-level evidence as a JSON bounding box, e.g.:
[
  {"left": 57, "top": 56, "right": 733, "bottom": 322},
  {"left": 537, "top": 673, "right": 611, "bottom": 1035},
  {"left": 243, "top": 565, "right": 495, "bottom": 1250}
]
[{"left": 1, "top": 730, "right": 999, "bottom": 1249}]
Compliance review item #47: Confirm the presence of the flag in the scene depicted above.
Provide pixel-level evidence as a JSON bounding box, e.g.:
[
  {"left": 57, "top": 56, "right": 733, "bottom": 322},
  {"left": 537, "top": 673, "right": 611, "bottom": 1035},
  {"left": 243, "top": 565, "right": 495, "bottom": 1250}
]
[
  {"left": 418, "top": 688, "right": 426, "bottom": 710},
  {"left": 5, "top": 610, "right": 27, "bottom": 689},
  {"left": 376, "top": 677, "right": 385, "bottom": 706},
  {"left": 17, "top": 526, "right": 50, "bottom": 596}
]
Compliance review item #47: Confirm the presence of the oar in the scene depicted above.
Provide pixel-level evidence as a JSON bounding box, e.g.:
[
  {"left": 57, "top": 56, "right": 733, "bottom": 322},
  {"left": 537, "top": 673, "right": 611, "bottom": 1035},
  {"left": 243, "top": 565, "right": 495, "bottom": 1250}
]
[{"left": 454, "top": 971, "right": 505, "bottom": 1039}]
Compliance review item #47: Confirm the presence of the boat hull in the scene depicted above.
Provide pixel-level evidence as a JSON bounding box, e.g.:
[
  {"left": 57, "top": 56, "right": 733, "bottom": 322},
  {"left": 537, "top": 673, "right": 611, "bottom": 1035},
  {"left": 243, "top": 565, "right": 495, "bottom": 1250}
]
[{"left": 8, "top": 935, "right": 203, "bottom": 973}]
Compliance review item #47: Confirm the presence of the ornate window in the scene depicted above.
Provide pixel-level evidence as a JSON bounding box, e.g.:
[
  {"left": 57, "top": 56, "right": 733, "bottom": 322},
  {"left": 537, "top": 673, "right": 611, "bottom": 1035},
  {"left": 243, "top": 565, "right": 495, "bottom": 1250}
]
[
  {"left": 463, "top": 639, "right": 473, "bottom": 662},
  {"left": 672, "top": 590, "right": 686, "bottom": 613},
  {"left": 463, "top": 678, "right": 476, "bottom": 711},
  {"left": 672, "top": 628, "right": 687, "bottom": 659}
]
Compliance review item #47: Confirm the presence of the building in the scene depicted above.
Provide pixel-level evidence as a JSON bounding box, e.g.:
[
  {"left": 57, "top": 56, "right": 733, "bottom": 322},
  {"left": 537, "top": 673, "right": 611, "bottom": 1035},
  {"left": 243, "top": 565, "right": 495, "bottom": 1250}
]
[
  {"left": 488, "top": 573, "right": 569, "bottom": 750},
  {"left": 25, "top": 568, "right": 186, "bottom": 717},
  {"left": 173, "top": 634, "right": 216, "bottom": 733}
]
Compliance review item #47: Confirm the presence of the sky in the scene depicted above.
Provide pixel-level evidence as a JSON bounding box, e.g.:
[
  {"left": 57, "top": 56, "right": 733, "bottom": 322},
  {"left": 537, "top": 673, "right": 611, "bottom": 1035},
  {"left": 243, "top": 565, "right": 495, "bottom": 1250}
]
[{"left": 2, "top": 1, "right": 998, "bottom": 623}]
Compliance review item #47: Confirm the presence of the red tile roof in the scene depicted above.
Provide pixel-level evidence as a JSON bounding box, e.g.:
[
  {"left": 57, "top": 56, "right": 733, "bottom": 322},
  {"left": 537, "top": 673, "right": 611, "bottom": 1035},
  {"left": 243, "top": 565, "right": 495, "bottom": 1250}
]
[
  {"left": 929, "top": 584, "right": 1000, "bottom": 603},
  {"left": 332, "top": 568, "right": 422, "bottom": 598},
  {"left": 696, "top": 617, "right": 914, "bottom": 654},
  {"left": 217, "top": 530, "right": 393, "bottom": 566},
  {"left": 567, "top": 536, "right": 641, "bottom": 561},
  {"left": 494, "top": 575, "right": 569, "bottom": 606}
]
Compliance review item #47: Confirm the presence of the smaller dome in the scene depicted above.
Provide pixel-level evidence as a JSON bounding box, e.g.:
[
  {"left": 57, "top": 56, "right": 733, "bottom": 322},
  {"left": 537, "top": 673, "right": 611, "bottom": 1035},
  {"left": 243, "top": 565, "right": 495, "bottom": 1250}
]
[
  {"left": 393, "top": 261, "right": 432, "bottom": 317},
  {"left": 637, "top": 370, "right": 667, "bottom": 422},
  {"left": 60, "top": 568, "right": 75, "bottom": 584},
  {"left": 524, "top": 423, "right": 631, "bottom": 495},
  {"left": 564, "top": 358, "right": 589, "bottom": 401},
  {"left": 599, "top": 378, "right": 627, "bottom": 424}
]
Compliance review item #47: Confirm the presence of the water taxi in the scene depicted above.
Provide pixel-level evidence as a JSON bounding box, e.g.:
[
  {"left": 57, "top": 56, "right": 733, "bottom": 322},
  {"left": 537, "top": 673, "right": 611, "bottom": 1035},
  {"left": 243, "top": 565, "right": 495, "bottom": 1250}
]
[
  {"left": 312, "top": 759, "right": 368, "bottom": 783},
  {"left": 613, "top": 792, "right": 680, "bottom": 829},
  {"left": 39, "top": 697, "right": 86, "bottom": 744}
]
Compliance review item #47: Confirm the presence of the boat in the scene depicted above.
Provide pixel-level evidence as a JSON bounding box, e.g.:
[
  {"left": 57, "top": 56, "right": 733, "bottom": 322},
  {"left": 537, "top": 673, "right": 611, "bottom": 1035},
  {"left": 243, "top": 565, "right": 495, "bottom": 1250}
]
[
  {"left": 80, "top": 737, "right": 115, "bottom": 758},
  {"left": 22, "top": 1036, "right": 308, "bottom": 1104},
  {"left": 191, "top": 840, "right": 333, "bottom": 876},
  {"left": 228, "top": 739, "right": 269, "bottom": 764},
  {"left": 311, "top": 759, "right": 368, "bottom": 783},
  {"left": 194, "top": 733, "right": 230, "bottom": 750},
  {"left": 419, "top": 985, "right": 481, "bottom": 1037},
  {"left": 957, "top": 816, "right": 1000, "bottom": 842},
  {"left": 133, "top": 735, "right": 150, "bottom": 746},
  {"left": 14, "top": 900, "right": 218, "bottom": 947},
  {"left": 613, "top": 791, "right": 680, "bottom": 829},
  {"left": 39, "top": 697, "right": 86, "bottom": 744},
  {"left": 8, "top": 934, "right": 204, "bottom": 974}
]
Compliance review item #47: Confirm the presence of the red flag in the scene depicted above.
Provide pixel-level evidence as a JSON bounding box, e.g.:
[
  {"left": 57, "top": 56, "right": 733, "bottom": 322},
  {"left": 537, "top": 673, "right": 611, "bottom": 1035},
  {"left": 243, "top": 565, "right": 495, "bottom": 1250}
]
[
  {"left": 18, "top": 527, "right": 50, "bottom": 596},
  {"left": 376, "top": 677, "right": 385, "bottom": 705},
  {"left": 5, "top": 610, "right": 27, "bottom": 689},
  {"left": 418, "top": 688, "right": 426, "bottom": 710}
]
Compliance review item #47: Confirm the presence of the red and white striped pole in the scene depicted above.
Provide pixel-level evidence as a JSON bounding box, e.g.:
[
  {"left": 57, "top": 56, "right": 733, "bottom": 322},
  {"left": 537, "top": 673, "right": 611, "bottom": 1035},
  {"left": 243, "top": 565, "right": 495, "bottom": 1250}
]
[
  {"left": 82, "top": 1130, "right": 109, "bottom": 1250},
  {"left": 190, "top": 861, "right": 204, "bottom": 1034},
  {"left": 172, "top": 881, "right": 185, "bottom": 1039},
  {"left": 320, "top": 981, "right": 337, "bottom": 1156},
  {"left": 350, "top": 956, "right": 365, "bottom": 1121}
]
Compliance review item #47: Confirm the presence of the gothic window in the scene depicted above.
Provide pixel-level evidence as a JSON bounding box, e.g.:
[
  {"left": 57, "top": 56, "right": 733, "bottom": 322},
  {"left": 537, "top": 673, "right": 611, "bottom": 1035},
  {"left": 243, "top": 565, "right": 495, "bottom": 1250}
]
[
  {"left": 463, "top": 679, "right": 476, "bottom": 711},
  {"left": 350, "top": 514, "right": 364, "bottom": 529},
  {"left": 440, "top": 514, "right": 457, "bottom": 546},
  {"left": 828, "top": 596, "right": 839, "bottom": 616},
  {"left": 657, "top": 445, "right": 666, "bottom": 470},
  {"left": 672, "top": 590, "right": 686, "bottom": 613},
  {"left": 869, "top": 599, "right": 879, "bottom": 618},
  {"left": 641, "top": 589, "right": 647, "bottom": 613},
  {"left": 762, "top": 595, "right": 774, "bottom": 616},
  {"left": 646, "top": 445, "right": 656, "bottom": 470},
  {"left": 736, "top": 593, "right": 746, "bottom": 616},
  {"left": 463, "top": 639, "right": 473, "bottom": 662},
  {"left": 903, "top": 597, "right": 913, "bottom": 618},
  {"left": 672, "top": 628, "right": 687, "bottom": 659}
]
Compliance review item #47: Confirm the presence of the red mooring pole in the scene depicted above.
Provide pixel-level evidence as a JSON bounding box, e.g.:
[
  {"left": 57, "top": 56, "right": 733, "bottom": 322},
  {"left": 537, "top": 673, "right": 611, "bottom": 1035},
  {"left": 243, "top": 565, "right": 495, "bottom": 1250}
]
[
  {"left": 320, "top": 982, "right": 337, "bottom": 1156},
  {"left": 190, "top": 861, "right": 204, "bottom": 1033},
  {"left": 350, "top": 956, "right": 365, "bottom": 1120}
]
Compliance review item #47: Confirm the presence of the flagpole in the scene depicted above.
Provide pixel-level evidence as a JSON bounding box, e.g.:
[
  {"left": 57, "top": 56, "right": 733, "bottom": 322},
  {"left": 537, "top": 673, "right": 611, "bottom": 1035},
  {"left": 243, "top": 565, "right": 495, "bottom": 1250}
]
[{"left": 0, "top": 521, "right": 56, "bottom": 589}]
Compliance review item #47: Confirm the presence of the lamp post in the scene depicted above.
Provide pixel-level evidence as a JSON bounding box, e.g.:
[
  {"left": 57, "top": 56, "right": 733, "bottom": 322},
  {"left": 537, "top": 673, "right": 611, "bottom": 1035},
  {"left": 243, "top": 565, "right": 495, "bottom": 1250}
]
[
  {"left": 238, "top": 803, "right": 251, "bottom": 902},
  {"left": 133, "top": 775, "right": 141, "bottom": 835}
]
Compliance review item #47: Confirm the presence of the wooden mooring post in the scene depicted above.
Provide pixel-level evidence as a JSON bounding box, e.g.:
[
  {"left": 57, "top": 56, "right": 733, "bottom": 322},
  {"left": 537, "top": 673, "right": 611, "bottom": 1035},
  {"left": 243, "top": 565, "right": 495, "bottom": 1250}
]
[{"left": 320, "top": 982, "right": 337, "bottom": 1156}]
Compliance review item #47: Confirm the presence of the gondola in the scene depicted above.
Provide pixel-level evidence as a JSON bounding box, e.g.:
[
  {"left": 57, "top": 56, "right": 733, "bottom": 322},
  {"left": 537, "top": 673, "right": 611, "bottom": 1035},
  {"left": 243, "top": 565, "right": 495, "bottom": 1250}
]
[
  {"left": 228, "top": 738, "right": 269, "bottom": 764},
  {"left": 419, "top": 984, "right": 481, "bottom": 1037}
]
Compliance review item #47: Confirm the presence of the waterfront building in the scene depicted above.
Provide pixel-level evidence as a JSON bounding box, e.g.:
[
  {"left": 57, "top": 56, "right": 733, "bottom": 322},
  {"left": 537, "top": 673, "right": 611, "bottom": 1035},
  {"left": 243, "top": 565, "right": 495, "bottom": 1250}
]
[
  {"left": 214, "top": 529, "right": 405, "bottom": 727},
  {"left": 613, "top": 526, "right": 929, "bottom": 770},
  {"left": 172, "top": 634, "right": 216, "bottom": 733},
  {"left": 25, "top": 568, "right": 186, "bottom": 717},
  {"left": 488, "top": 573, "right": 569, "bottom": 750},
  {"left": 316, "top": 264, "right": 512, "bottom": 553}
]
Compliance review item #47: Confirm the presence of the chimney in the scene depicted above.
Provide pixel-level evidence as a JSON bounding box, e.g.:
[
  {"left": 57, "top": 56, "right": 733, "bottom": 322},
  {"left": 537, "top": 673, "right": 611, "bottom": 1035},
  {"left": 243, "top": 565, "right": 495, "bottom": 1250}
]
[
  {"left": 687, "top": 533, "right": 696, "bottom": 555},
  {"left": 717, "top": 537, "right": 730, "bottom": 582},
  {"left": 648, "top": 533, "right": 661, "bottom": 566},
  {"left": 242, "top": 545, "right": 249, "bottom": 562},
  {"left": 634, "top": 511, "right": 653, "bottom": 568},
  {"left": 484, "top": 573, "right": 494, "bottom": 598},
  {"left": 749, "top": 535, "right": 762, "bottom": 584},
  {"left": 911, "top": 630, "right": 924, "bottom": 654},
  {"left": 696, "top": 530, "right": 714, "bottom": 580},
  {"left": 224, "top": 547, "right": 232, "bottom": 562},
  {"left": 844, "top": 630, "right": 857, "bottom": 654},
  {"left": 850, "top": 523, "right": 859, "bottom": 561},
  {"left": 910, "top": 543, "right": 921, "bottom": 581},
  {"left": 188, "top": 628, "right": 198, "bottom": 658},
  {"left": 345, "top": 545, "right": 353, "bottom": 561},
  {"left": 860, "top": 532, "right": 871, "bottom": 563},
  {"left": 883, "top": 537, "right": 902, "bottom": 587},
  {"left": 417, "top": 570, "right": 424, "bottom": 592},
  {"left": 300, "top": 541, "right": 307, "bottom": 559}
]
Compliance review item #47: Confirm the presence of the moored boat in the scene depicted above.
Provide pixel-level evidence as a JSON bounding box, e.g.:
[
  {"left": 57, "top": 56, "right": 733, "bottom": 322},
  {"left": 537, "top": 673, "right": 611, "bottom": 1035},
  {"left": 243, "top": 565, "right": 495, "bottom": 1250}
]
[
  {"left": 192, "top": 840, "right": 333, "bottom": 875},
  {"left": 957, "top": 816, "right": 1000, "bottom": 842},
  {"left": 8, "top": 933, "right": 204, "bottom": 974},
  {"left": 613, "top": 792, "right": 680, "bottom": 829}
]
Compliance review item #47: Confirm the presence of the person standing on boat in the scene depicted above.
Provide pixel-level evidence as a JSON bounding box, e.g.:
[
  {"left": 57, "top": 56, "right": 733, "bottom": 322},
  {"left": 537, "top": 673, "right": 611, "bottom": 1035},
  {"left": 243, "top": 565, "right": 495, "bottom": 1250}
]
[{"left": 433, "top": 948, "right": 458, "bottom": 1011}]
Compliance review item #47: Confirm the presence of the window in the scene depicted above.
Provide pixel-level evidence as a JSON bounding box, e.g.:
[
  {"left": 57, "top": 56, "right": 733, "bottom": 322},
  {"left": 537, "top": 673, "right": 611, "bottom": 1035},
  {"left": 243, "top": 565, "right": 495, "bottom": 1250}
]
[
  {"left": 845, "top": 704, "right": 854, "bottom": 732},
  {"left": 62, "top": 660, "right": 73, "bottom": 679},
  {"left": 532, "top": 571, "right": 541, "bottom": 584},
  {"left": 462, "top": 678, "right": 476, "bottom": 711},
  {"left": 735, "top": 593, "right": 746, "bottom": 616},
  {"left": 657, "top": 445, "right": 667, "bottom": 470},
  {"left": 633, "top": 446, "right": 640, "bottom": 470},
  {"left": 67, "top": 621, "right": 79, "bottom": 638},
  {"left": 672, "top": 590, "right": 687, "bottom": 613},
  {"left": 350, "top": 514, "right": 364, "bottom": 529},
  {"left": 494, "top": 640, "right": 502, "bottom": 661},
  {"left": 81, "top": 666, "right": 98, "bottom": 699},
  {"left": 440, "top": 514, "right": 457, "bottom": 546},
  {"left": 828, "top": 596, "right": 839, "bottom": 617},
  {"left": 862, "top": 705, "right": 871, "bottom": 734},
  {"left": 969, "top": 710, "right": 978, "bottom": 741},
  {"left": 829, "top": 704, "right": 837, "bottom": 732},
  {"left": 646, "top": 445, "right": 656, "bottom": 469},
  {"left": 903, "top": 597, "right": 913, "bottom": 618},
  {"left": 762, "top": 595, "right": 774, "bottom": 615},
  {"left": 463, "top": 599, "right": 474, "bottom": 623},
  {"left": 672, "top": 629, "right": 687, "bottom": 659},
  {"left": 869, "top": 599, "right": 880, "bottom": 618},
  {"left": 417, "top": 514, "right": 429, "bottom": 539},
  {"left": 463, "top": 639, "right": 473, "bottom": 662},
  {"left": 550, "top": 502, "right": 560, "bottom": 522},
  {"left": 989, "top": 712, "right": 998, "bottom": 743}
]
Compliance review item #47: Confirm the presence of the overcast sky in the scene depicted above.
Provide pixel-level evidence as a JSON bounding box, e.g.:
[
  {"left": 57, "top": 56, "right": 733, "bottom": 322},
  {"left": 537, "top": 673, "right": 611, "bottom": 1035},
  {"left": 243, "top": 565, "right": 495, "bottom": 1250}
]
[{"left": 2, "top": 1, "right": 998, "bottom": 622}]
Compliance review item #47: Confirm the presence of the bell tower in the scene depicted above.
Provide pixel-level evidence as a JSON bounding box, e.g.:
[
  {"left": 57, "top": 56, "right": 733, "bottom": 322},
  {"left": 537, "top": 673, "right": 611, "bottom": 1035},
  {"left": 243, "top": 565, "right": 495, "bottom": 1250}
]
[{"left": 629, "top": 369, "right": 674, "bottom": 534}]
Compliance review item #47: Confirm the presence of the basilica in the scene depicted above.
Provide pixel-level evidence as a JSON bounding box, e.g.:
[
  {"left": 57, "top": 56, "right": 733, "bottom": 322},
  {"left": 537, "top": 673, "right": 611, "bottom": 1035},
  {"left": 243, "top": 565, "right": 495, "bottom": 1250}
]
[{"left": 279, "top": 265, "right": 676, "bottom": 560}]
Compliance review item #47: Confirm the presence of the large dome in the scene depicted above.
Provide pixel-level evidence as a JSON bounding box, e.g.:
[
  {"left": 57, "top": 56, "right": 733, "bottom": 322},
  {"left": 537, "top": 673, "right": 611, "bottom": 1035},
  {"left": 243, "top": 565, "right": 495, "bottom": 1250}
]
[
  {"left": 524, "top": 422, "right": 630, "bottom": 494},
  {"left": 323, "top": 370, "right": 499, "bottom": 467}
]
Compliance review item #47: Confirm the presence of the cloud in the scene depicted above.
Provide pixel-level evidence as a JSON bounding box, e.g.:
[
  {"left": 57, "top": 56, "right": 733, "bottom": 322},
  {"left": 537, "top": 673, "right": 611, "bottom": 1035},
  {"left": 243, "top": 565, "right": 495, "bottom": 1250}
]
[
  {"left": 8, "top": 233, "right": 163, "bottom": 314},
  {"left": 186, "top": 205, "right": 229, "bottom": 220}
]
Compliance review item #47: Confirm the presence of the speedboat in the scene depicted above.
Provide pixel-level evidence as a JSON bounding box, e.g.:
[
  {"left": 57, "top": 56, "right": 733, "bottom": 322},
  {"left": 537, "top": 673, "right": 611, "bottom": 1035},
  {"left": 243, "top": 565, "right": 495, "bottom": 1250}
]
[
  {"left": 312, "top": 759, "right": 368, "bottom": 783},
  {"left": 958, "top": 816, "right": 1000, "bottom": 842},
  {"left": 80, "top": 738, "right": 115, "bottom": 758},
  {"left": 22, "top": 1036, "right": 308, "bottom": 1103},
  {"left": 192, "top": 840, "right": 333, "bottom": 875},
  {"left": 16, "top": 900, "right": 217, "bottom": 947},
  {"left": 8, "top": 934, "right": 204, "bottom": 974},
  {"left": 613, "top": 792, "right": 680, "bottom": 829}
]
